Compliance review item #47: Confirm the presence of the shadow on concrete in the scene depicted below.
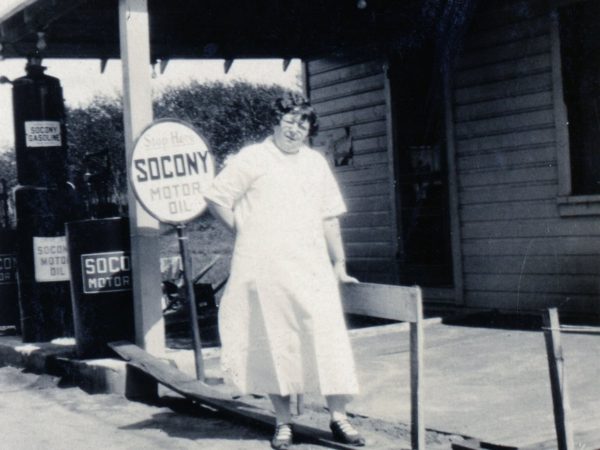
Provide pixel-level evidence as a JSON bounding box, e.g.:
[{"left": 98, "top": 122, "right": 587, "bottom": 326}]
[
  {"left": 442, "top": 309, "right": 600, "bottom": 331},
  {"left": 442, "top": 311, "right": 543, "bottom": 331},
  {"left": 120, "top": 395, "right": 269, "bottom": 442}
]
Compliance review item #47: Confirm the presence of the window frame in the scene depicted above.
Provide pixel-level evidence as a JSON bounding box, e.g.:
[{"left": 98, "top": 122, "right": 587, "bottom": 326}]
[{"left": 552, "top": 0, "right": 600, "bottom": 216}]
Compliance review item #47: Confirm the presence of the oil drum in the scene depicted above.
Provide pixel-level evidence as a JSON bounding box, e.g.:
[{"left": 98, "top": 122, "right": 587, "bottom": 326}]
[
  {"left": 0, "top": 229, "right": 19, "bottom": 328},
  {"left": 66, "top": 217, "right": 134, "bottom": 358}
]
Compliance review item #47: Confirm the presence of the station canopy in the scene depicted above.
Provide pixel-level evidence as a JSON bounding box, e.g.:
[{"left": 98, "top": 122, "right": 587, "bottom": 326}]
[{"left": 0, "top": 0, "right": 453, "bottom": 61}]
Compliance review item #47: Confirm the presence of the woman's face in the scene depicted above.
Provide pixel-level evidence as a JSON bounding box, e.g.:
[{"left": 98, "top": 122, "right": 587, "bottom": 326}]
[{"left": 273, "top": 113, "right": 310, "bottom": 154}]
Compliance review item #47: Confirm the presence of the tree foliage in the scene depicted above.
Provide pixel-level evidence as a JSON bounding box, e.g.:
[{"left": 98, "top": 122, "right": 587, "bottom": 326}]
[
  {"left": 154, "top": 81, "right": 288, "bottom": 165},
  {"left": 66, "top": 95, "right": 127, "bottom": 215},
  {"left": 63, "top": 80, "right": 291, "bottom": 217},
  {"left": 0, "top": 149, "right": 16, "bottom": 227}
]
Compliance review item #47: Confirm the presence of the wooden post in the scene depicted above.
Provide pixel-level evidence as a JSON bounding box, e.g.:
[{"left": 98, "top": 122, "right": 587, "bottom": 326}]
[
  {"left": 176, "top": 224, "right": 205, "bottom": 381},
  {"left": 409, "top": 287, "right": 425, "bottom": 450},
  {"left": 543, "top": 308, "right": 574, "bottom": 450},
  {"left": 443, "top": 68, "right": 465, "bottom": 305},
  {"left": 118, "top": 0, "right": 165, "bottom": 356}
]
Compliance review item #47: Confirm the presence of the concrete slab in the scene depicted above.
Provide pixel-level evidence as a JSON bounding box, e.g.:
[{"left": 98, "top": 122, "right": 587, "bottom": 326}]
[{"left": 347, "top": 322, "right": 600, "bottom": 448}]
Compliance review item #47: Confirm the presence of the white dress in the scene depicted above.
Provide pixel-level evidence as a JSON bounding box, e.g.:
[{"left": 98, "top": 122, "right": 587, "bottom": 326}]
[{"left": 204, "top": 137, "right": 359, "bottom": 397}]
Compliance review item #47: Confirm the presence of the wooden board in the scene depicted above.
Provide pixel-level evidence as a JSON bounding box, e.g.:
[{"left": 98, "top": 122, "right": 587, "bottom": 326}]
[
  {"left": 341, "top": 282, "right": 421, "bottom": 322},
  {"left": 108, "top": 341, "right": 362, "bottom": 450},
  {"left": 543, "top": 309, "right": 575, "bottom": 450}
]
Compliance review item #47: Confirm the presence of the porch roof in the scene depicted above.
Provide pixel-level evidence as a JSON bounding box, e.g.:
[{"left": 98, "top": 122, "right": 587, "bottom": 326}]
[{"left": 0, "top": 0, "right": 429, "bottom": 61}]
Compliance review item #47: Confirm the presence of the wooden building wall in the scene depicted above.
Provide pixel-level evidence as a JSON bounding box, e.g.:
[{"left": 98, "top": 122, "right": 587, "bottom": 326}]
[
  {"left": 305, "top": 0, "right": 599, "bottom": 316},
  {"left": 305, "top": 57, "right": 398, "bottom": 284},
  {"left": 452, "top": 0, "right": 600, "bottom": 314}
]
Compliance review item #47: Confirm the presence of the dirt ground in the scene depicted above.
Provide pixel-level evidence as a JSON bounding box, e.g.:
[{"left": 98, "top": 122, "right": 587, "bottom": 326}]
[{"left": 0, "top": 361, "right": 466, "bottom": 450}]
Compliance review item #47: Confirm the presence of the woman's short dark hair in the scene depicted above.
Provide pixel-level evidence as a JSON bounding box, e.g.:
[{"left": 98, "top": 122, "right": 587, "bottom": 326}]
[{"left": 273, "top": 93, "right": 319, "bottom": 137}]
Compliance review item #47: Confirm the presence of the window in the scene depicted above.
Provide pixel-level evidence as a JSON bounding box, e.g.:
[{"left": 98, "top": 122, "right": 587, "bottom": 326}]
[
  {"left": 554, "top": 0, "right": 600, "bottom": 216},
  {"left": 558, "top": 0, "right": 600, "bottom": 196}
]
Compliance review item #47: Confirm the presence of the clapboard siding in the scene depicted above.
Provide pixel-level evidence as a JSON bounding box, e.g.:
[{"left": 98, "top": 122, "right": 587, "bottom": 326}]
[
  {"left": 344, "top": 227, "right": 394, "bottom": 243},
  {"left": 464, "top": 255, "right": 600, "bottom": 275},
  {"left": 347, "top": 242, "right": 394, "bottom": 258},
  {"left": 460, "top": 200, "right": 557, "bottom": 222},
  {"left": 457, "top": 145, "right": 556, "bottom": 171},
  {"left": 464, "top": 274, "right": 599, "bottom": 295},
  {"left": 314, "top": 90, "right": 386, "bottom": 117},
  {"left": 352, "top": 151, "right": 389, "bottom": 166},
  {"left": 462, "top": 218, "right": 600, "bottom": 240},
  {"left": 453, "top": 1, "right": 600, "bottom": 314},
  {"left": 345, "top": 195, "right": 390, "bottom": 213},
  {"left": 341, "top": 181, "right": 389, "bottom": 200},
  {"left": 455, "top": 109, "right": 554, "bottom": 139},
  {"left": 462, "top": 237, "right": 600, "bottom": 257},
  {"left": 455, "top": 53, "right": 551, "bottom": 88},
  {"left": 459, "top": 165, "right": 556, "bottom": 188},
  {"left": 455, "top": 91, "right": 553, "bottom": 122},
  {"left": 456, "top": 127, "right": 555, "bottom": 154},
  {"left": 308, "top": 58, "right": 372, "bottom": 75},
  {"left": 307, "top": 57, "right": 396, "bottom": 284},
  {"left": 310, "top": 74, "right": 385, "bottom": 103},
  {"left": 459, "top": 35, "right": 550, "bottom": 70},
  {"left": 318, "top": 104, "right": 387, "bottom": 131},
  {"left": 340, "top": 210, "right": 391, "bottom": 229},
  {"left": 336, "top": 164, "right": 388, "bottom": 183},
  {"left": 460, "top": 182, "right": 557, "bottom": 204},
  {"left": 309, "top": 61, "right": 383, "bottom": 90},
  {"left": 455, "top": 72, "right": 552, "bottom": 105},
  {"left": 464, "top": 16, "right": 550, "bottom": 51},
  {"left": 464, "top": 291, "right": 597, "bottom": 313}
]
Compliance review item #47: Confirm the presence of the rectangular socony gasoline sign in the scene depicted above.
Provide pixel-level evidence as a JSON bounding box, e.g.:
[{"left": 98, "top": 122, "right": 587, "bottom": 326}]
[
  {"left": 0, "top": 254, "right": 17, "bottom": 284},
  {"left": 81, "top": 251, "right": 132, "bottom": 294},
  {"left": 24, "top": 121, "right": 62, "bottom": 147}
]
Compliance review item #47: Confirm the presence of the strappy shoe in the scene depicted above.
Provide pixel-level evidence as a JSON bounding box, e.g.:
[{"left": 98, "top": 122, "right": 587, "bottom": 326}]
[
  {"left": 271, "top": 423, "right": 293, "bottom": 450},
  {"left": 330, "top": 418, "right": 366, "bottom": 446}
]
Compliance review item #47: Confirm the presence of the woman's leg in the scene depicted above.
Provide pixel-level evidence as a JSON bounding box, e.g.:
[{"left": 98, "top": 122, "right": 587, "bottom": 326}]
[
  {"left": 325, "top": 394, "right": 349, "bottom": 421},
  {"left": 325, "top": 395, "right": 365, "bottom": 446},
  {"left": 269, "top": 395, "right": 294, "bottom": 449},
  {"left": 269, "top": 394, "right": 293, "bottom": 425}
]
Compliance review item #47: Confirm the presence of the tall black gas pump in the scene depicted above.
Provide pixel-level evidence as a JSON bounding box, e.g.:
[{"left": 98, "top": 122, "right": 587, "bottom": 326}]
[
  {"left": 12, "top": 55, "right": 74, "bottom": 342},
  {"left": 12, "top": 55, "right": 68, "bottom": 186}
]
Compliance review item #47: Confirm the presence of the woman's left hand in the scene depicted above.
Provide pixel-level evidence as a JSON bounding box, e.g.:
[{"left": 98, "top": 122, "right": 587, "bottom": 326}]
[{"left": 333, "top": 261, "right": 359, "bottom": 284}]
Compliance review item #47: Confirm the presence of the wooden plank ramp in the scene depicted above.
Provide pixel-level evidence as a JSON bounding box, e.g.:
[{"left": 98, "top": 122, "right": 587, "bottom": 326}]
[
  {"left": 452, "top": 439, "right": 518, "bottom": 450},
  {"left": 108, "top": 341, "right": 387, "bottom": 449}
]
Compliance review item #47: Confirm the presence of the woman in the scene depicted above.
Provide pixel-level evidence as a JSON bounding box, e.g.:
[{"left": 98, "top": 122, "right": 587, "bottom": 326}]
[{"left": 204, "top": 93, "right": 365, "bottom": 449}]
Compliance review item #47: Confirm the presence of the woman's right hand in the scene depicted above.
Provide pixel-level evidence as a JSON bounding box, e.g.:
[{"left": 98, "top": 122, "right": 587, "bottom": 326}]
[{"left": 333, "top": 261, "right": 359, "bottom": 284}]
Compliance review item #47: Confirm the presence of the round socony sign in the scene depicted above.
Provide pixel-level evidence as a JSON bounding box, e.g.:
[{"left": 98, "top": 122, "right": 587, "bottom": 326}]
[{"left": 130, "top": 119, "right": 215, "bottom": 224}]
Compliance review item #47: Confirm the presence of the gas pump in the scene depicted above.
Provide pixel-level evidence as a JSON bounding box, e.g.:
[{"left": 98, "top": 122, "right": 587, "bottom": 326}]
[
  {"left": 12, "top": 55, "right": 68, "bottom": 187},
  {"left": 12, "top": 55, "right": 74, "bottom": 342}
]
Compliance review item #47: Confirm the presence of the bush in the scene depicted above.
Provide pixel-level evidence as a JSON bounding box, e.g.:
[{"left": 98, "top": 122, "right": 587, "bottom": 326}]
[
  {"left": 154, "top": 80, "right": 288, "bottom": 165},
  {"left": 64, "top": 81, "right": 293, "bottom": 216}
]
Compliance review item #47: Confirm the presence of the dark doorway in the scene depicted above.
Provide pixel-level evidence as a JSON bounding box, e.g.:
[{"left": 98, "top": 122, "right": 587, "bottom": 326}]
[{"left": 388, "top": 48, "right": 453, "bottom": 287}]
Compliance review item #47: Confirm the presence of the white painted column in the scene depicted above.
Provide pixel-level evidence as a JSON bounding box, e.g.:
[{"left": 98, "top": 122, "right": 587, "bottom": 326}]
[{"left": 118, "top": 0, "right": 165, "bottom": 355}]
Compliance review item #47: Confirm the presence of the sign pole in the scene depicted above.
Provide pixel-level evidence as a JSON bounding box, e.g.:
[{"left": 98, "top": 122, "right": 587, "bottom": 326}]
[
  {"left": 129, "top": 118, "right": 215, "bottom": 383},
  {"left": 176, "top": 223, "right": 205, "bottom": 381}
]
